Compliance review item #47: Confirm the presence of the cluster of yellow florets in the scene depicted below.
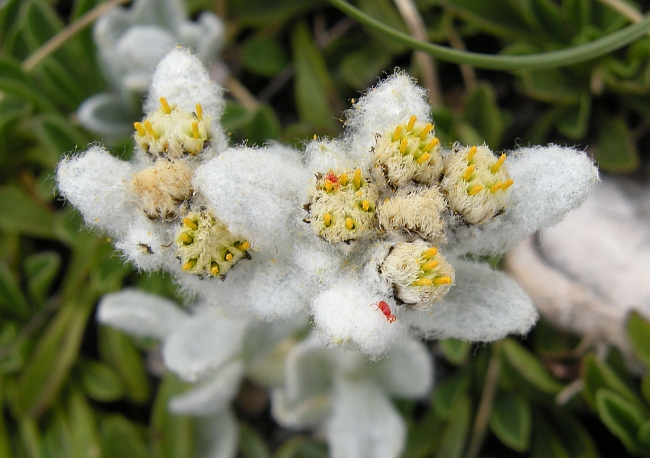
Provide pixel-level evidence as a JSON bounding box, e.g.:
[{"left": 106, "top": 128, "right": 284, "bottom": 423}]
[
  {"left": 306, "top": 114, "right": 513, "bottom": 310},
  {"left": 128, "top": 97, "right": 249, "bottom": 278}
]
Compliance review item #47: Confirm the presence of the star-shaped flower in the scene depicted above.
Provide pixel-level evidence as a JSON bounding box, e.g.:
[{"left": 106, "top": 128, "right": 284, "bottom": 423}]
[{"left": 293, "top": 73, "right": 599, "bottom": 358}]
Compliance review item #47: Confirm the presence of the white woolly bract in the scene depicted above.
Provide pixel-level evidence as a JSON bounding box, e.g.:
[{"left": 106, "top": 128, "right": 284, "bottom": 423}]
[
  {"left": 145, "top": 47, "right": 227, "bottom": 153},
  {"left": 446, "top": 145, "right": 598, "bottom": 256},
  {"left": 114, "top": 216, "right": 177, "bottom": 271},
  {"left": 311, "top": 281, "right": 407, "bottom": 358},
  {"left": 162, "top": 308, "right": 247, "bottom": 382},
  {"left": 327, "top": 379, "right": 406, "bottom": 458},
  {"left": 57, "top": 146, "right": 134, "bottom": 235},
  {"left": 97, "top": 289, "right": 188, "bottom": 340},
  {"left": 193, "top": 145, "right": 311, "bottom": 252},
  {"left": 305, "top": 138, "right": 361, "bottom": 176},
  {"left": 169, "top": 360, "right": 244, "bottom": 416},
  {"left": 344, "top": 72, "right": 431, "bottom": 164},
  {"left": 373, "top": 339, "right": 433, "bottom": 398},
  {"left": 400, "top": 259, "right": 538, "bottom": 341}
]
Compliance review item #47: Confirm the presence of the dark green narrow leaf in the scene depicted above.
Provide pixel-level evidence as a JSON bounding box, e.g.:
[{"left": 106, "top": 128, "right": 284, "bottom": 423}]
[
  {"left": 432, "top": 371, "right": 471, "bottom": 419},
  {"left": 68, "top": 389, "right": 100, "bottom": 458},
  {"left": 594, "top": 117, "right": 639, "bottom": 172},
  {"left": 626, "top": 311, "right": 650, "bottom": 368},
  {"left": 0, "top": 378, "right": 13, "bottom": 458},
  {"left": 489, "top": 394, "right": 532, "bottom": 452},
  {"left": 581, "top": 354, "right": 645, "bottom": 411},
  {"left": 556, "top": 92, "right": 591, "bottom": 139},
  {"left": 77, "top": 359, "right": 125, "bottom": 403},
  {"left": 0, "top": 56, "right": 56, "bottom": 112},
  {"left": 438, "top": 338, "right": 471, "bottom": 365},
  {"left": 24, "top": 251, "right": 61, "bottom": 307},
  {"left": 100, "top": 415, "right": 149, "bottom": 458},
  {"left": 0, "top": 186, "right": 57, "bottom": 240},
  {"left": 461, "top": 83, "right": 508, "bottom": 149},
  {"left": 275, "top": 437, "right": 329, "bottom": 458},
  {"left": 239, "top": 422, "right": 271, "bottom": 458},
  {"left": 0, "top": 261, "right": 30, "bottom": 318},
  {"left": 31, "top": 114, "right": 90, "bottom": 168},
  {"left": 596, "top": 389, "right": 646, "bottom": 454},
  {"left": 435, "top": 396, "right": 471, "bottom": 458},
  {"left": 501, "top": 339, "right": 564, "bottom": 394},
  {"left": 242, "top": 36, "right": 288, "bottom": 77},
  {"left": 292, "top": 21, "right": 339, "bottom": 133},
  {"left": 150, "top": 374, "right": 195, "bottom": 458}
]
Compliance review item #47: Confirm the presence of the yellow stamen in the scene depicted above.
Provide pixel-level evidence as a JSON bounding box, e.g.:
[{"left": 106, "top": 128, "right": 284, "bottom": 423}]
[
  {"left": 134, "top": 122, "right": 146, "bottom": 136},
  {"left": 324, "top": 181, "right": 333, "bottom": 192},
  {"left": 144, "top": 120, "right": 156, "bottom": 138},
  {"left": 361, "top": 199, "right": 370, "bottom": 212},
  {"left": 392, "top": 125, "right": 403, "bottom": 142},
  {"left": 407, "top": 115, "right": 417, "bottom": 131},
  {"left": 422, "top": 247, "right": 438, "bottom": 259},
  {"left": 433, "top": 276, "right": 452, "bottom": 285},
  {"left": 210, "top": 263, "right": 220, "bottom": 276},
  {"left": 345, "top": 217, "right": 355, "bottom": 230},
  {"left": 490, "top": 182, "right": 502, "bottom": 193},
  {"left": 180, "top": 233, "right": 193, "bottom": 244},
  {"left": 467, "top": 146, "right": 477, "bottom": 162},
  {"left": 339, "top": 173, "right": 349, "bottom": 186},
  {"left": 182, "top": 259, "right": 197, "bottom": 271},
  {"left": 419, "top": 123, "right": 433, "bottom": 140},
  {"left": 160, "top": 97, "right": 172, "bottom": 114},
  {"left": 399, "top": 138, "right": 408, "bottom": 155},
  {"left": 225, "top": 253, "right": 233, "bottom": 262},
  {"left": 192, "top": 121, "right": 200, "bottom": 139},
  {"left": 491, "top": 153, "right": 506, "bottom": 173},
  {"left": 420, "top": 260, "right": 438, "bottom": 271},
  {"left": 353, "top": 169, "right": 362, "bottom": 190},
  {"left": 463, "top": 165, "right": 475, "bottom": 181},
  {"left": 467, "top": 184, "right": 484, "bottom": 196},
  {"left": 313, "top": 134, "right": 317, "bottom": 140},
  {"left": 501, "top": 179, "right": 514, "bottom": 190},
  {"left": 235, "top": 241, "right": 250, "bottom": 251},
  {"left": 195, "top": 103, "right": 203, "bottom": 121},
  {"left": 411, "top": 278, "right": 433, "bottom": 287},
  {"left": 422, "top": 137, "right": 439, "bottom": 153},
  {"left": 415, "top": 153, "right": 429, "bottom": 165},
  {"left": 323, "top": 213, "right": 332, "bottom": 227},
  {"left": 183, "top": 218, "right": 198, "bottom": 230}
]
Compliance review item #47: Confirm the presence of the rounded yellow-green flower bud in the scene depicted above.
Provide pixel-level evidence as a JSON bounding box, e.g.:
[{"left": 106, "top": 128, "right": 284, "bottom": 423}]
[
  {"left": 306, "top": 169, "right": 379, "bottom": 243},
  {"left": 130, "top": 160, "right": 194, "bottom": 220},
  {"left": 134, "top": 97, "right": 211, "bottom": 159},
  {"left": 372, "top": 115, "right": 443, "bottom": 188},
  {"left": 379, "top": 240, "right": 454, "bottom": 310},
  {"left": 441, "top": 144, "right": 513, "bottom": 225},
  {"left": 176, "top": 211, "right": 251, "bottom": 278},
  {"left": 377, "top": 186, "right": 447, "bottom": 243}
]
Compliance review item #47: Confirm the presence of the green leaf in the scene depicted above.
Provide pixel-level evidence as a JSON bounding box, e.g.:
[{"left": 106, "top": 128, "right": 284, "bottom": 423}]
[
  {"left": 340, "top": 44, "right": 393, "bottom": 89},
  {"left": 0, "top": 378, "right": 13, "bottom": 458},
  {"left": 17, "top": 296, "right": 95, "bottom": 417},
  {"left": 627, "top": 311, "right": 650, "bottom": 368},
  {"left": 274, "top": 437, "right": 329, "bottom": 458},
  {"left": 242, "top": 36, "right": 288, "bottom": 77},
  {"left": 461, "top": 83, "right": 509, "bottom": 149},
  {"left": 77, "top": 359, "right": 124, "bottom": 403},
  {"left": 24, "top": 251, "right": 61, "bottom": 307},
  {"left": 489, "top": 394, "right": 532, "bottom": 452},
  {"left": 0, "top": 56, "right": 55, "bottom": 112},
  {"left": 638, "top": 420, "right": 650, "bottom": 449},
  {"left": 241, "top": 105, "right": 282, "bottom": 145},
  {"left": 555, "top": 92, "right": 591, "bottom": 139},
  {"left": 0, "top": 261, "right": 30, "bottom": 318},
  {"left": 501, "top": 339, "right": 564, "bottom": 395},
  {"left": 98, "top": 327, "right": 151, "bottom": 404},
  {"left": 292, "top": 21, "right": 339, "bottom": 133},
  {"left": 357, "top": 0, "right": 408, "bottom": 53},
  {"left": 230, "top": 0, "right": 324, "bottom": 24},
  {"left": 596, "top": 389, "right": 646, "bottom": 454},
  {"left": 432, "top": 371, "right": 471, "bottom": 420},
  {"left": 42, "top": 404, "right": 72, "bottom": 458},
  {"left": 0, "top": 185, "right": 57, "bottom": 240},
  {"left": 581, "top": 353, "right": 644, "bottom": 411},
  {"left": 31, "top": 114, "right": 90, "bottom": 168},
  {"left": 593, "top": 117, "right": 639, "bottom": 172},
  {"left": 150, "top": 374, "right": 194, "bottom": 458},
  {"left": 438, "top": 338, "right": 471, "bottom": 366},
  {"left": 519, "top": 68, "right": 582, "bottom": 103},
  {"left": 68, "top": 389, "right": 100, "bottom": 458},
  {"left": 100, "top": 415, "right": 149, "bottom": 458},
  {"left": 239, "top": 422, "right": 271, "bottom": 458},
  {"left": 435, "top": 396, "right": 471, "bottom": 458}
]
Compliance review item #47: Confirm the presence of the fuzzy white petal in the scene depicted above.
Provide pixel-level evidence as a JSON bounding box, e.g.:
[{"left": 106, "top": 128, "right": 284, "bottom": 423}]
[
  {"left": 283, "top": 337, "right": 335, "bottom": 402},
  {"left": 193, "top": 145, "right": 310, "bottom": 252},
  {"left": 344, "top": 72, "right": 431, "bottom": 165},
  {"left": 194, "top": 409, "right": 238, "bottom": 458},
  {"left": 162, "top": 309, "right": 247, "bottom": 382},
  {"left": 447, "top": 145, "right": 599, "bottom": 256},
  {"left": 374, "top": 338, "right": 433, "bottom": 398},
  {"left": 327, "top": 379, "right": 406, "bottom": 458},
  {"left": 402, "top": 260, "right": 538, "bottom": 341},
  {"left": 271, "top": 388, "right": 331, "bottom": 429},
  {"left": 57, "top": 147, "right": 134, "bottom": 235},
  {"left": 168, "top": 360, "right": 244, "bottom": 416},
  {"left": 311, "top": 280, "right": 407, "bottom": 358},
  {"left": 97, "top": 289, "right": 188, "bottom": 340}
]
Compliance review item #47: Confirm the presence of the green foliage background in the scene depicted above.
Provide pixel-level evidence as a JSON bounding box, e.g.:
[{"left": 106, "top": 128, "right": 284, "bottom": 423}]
[{"left": 1, "top": 0, "right": 650, "bottom": 456}]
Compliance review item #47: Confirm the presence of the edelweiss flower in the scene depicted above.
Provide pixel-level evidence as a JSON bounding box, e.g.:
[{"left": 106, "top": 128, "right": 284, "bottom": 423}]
[
  {"left": 292, "top": 73, "right": 599, "bottom": 358},
  {"left": 59, "top": 48, "right": 311, "bottom": 320},
  {"left": 272, "top": 335, "right": 433, "bottom": 457},
  {"left": 77, "top": 0, "right": 225, "bottom": 136}
]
